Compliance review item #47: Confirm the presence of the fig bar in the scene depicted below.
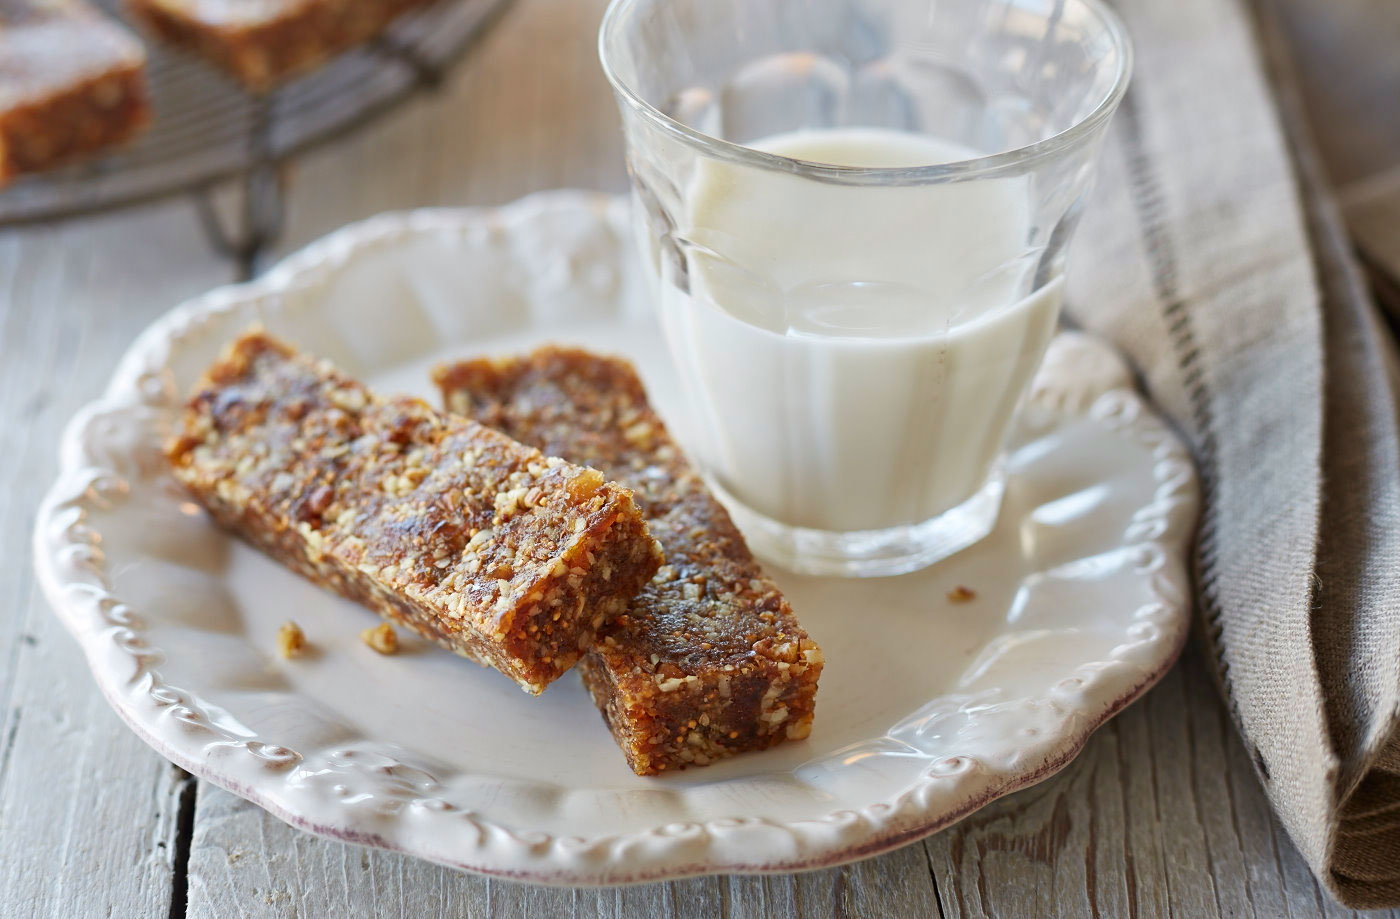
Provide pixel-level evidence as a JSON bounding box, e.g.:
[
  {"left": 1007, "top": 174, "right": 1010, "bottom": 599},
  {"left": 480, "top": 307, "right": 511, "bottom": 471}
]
[
  {"left": 436, "top": 348, "right": 822, "bottom": 774},
  {"left": 0, "top": 0, "right": 149, "bottom": 184},
  {"left": 167, "top": 332, "right": 662, "bottom": 694},
  {"left": 128, "top": 0, "right": 438, "bottom": 91}
]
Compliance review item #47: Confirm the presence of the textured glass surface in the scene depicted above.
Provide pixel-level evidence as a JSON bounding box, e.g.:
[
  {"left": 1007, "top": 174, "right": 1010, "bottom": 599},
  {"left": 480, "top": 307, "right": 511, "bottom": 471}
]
[{"left": 602, "top": 0, "right": 1131, "bottom": 576}]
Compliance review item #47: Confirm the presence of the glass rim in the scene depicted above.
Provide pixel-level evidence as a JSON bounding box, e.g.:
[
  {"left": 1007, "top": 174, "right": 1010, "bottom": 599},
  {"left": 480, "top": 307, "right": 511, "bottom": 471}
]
[{"left": 599, "top": 0, "right": 1134, "bottom": 185}]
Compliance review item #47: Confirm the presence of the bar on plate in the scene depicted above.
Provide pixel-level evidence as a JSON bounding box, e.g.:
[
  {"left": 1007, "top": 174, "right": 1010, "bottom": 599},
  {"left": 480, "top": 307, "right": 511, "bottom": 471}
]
[
  {"left": 0, "top": 0, "right": 150, "bottom": 184},
  {"left": 435, "top": 347, "right": 823, "bottom": 774},
  {"left": 167, "top": 332, "right": 662, "bottom": 694},
  {"left": 127, "top": 0, "right": 439, "bottom": 92}
]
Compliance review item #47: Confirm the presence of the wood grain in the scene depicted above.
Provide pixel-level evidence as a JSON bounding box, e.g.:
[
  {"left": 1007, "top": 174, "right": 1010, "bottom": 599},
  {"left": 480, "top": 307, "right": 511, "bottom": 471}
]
[
  {"left": 185, "top": 781, "right": 943, "bottom": 919},
  {"left": 928, "top": 639, "right": 1400, "bottom": 919},
  {"left": 271, "top": 0, "right": 626, "bottom": 263},
  {"left": 0, "top": 203, "right": 235, "bottom": 917}
]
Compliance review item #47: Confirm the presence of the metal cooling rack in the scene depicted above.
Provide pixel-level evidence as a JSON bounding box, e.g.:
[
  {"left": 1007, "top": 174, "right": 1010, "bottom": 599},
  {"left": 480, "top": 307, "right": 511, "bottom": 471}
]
[{"left": 0, "top": 0, "right": 513, "bottom": 265}]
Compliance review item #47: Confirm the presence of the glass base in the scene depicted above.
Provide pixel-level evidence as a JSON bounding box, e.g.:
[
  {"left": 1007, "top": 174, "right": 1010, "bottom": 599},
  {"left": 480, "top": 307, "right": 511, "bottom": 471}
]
[{"left": 712, "top": 467, "right": 1006, "bottom": 578}]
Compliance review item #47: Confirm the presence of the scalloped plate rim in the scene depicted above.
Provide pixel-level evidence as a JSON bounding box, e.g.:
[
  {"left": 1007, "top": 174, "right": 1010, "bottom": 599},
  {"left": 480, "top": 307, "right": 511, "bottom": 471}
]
[{"left": 33, "top": 189, "right": 1196, "bottom": 885}]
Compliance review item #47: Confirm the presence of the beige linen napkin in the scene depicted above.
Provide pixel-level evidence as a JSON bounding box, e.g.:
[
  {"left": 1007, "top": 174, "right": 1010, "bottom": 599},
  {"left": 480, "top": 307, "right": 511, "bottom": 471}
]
[
  {"left": 1263, "top": 2, "right": 1400, "bottom": 903},
  {"left": 1067, "top": 0, "right": 1400, "bottom": 907}
]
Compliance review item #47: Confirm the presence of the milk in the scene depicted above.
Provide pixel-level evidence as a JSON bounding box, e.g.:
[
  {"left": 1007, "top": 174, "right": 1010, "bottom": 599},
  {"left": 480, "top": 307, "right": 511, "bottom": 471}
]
[{"left": 656, "top": 128, "right": 1061, "bottom": 533}]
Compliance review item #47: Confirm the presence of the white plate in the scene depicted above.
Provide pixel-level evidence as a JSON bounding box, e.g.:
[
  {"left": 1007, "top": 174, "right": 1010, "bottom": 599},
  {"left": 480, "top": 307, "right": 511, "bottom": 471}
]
[{"left": 34, "top": 191, "right": 1197, "bottom": 885}]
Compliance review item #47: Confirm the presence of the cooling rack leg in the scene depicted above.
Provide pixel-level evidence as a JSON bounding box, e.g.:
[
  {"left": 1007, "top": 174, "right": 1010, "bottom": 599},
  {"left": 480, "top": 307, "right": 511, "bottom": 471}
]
[
  {"left": 371, "top": 36, "right": 448, "bottom": 88},
  {"left": 189, "top": 99, "right": 287, "bottom": 279}
]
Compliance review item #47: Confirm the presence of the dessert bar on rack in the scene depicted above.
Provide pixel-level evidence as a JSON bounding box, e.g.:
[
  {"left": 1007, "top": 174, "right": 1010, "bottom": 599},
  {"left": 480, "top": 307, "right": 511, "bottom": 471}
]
[
  {"left": 435, "top": 347, "right": 822, "bottom": 774},
  {"left": 167, "top": 331, "right": 662, "bottom": 694},
  {"left": 128, "top": 0, "right": 438, "bottom": 91},
  {"left": 0, "top": 0, "right": 150, "bottom": 184}
]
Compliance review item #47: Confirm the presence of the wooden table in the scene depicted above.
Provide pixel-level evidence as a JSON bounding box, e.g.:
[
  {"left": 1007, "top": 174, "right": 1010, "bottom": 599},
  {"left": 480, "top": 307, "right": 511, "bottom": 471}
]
[{"left": 2, "top": 1, "right": 1397, "bottom": 915}]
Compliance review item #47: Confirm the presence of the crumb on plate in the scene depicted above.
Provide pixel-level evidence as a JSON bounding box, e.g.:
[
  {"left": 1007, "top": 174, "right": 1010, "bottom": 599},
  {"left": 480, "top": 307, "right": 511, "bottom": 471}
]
[
  {"left": 361, "top": 622, "right": 399, "bottom": 655},
  {"left": 947, "top": 585, "right": 977, "bottom": 603},
  {"left": 277, "top": 621, "right": 307, "bottom": 658}
]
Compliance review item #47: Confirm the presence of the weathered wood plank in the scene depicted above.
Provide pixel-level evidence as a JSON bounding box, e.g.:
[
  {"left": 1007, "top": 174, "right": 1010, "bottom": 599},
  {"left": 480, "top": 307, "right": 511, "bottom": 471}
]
[
  {"left": 185, "top": 782, "right": 490, "bottom": 918},
  {"left": 926, "top": 640, "right": 1400, "bottom": 919},
  {"left": 0, "top": 202, "right": 235, "bottom": 918},
  {"left": 186, "top": 782, "right": 944, "bottom": 919},
  {"left": 272, "top": 0, "right": 625, "bottom": 262}
]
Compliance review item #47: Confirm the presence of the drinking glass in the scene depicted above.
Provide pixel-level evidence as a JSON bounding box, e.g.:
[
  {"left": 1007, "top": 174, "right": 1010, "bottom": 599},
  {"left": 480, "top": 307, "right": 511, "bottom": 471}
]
[{"left": 600, "top": 0, "right": 1132, "bottom": 576}]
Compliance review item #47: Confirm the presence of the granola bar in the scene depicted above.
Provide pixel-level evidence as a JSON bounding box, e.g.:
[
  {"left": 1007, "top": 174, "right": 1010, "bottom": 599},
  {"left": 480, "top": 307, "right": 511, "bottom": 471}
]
[
  {"left": 167, "top": 332, "right": 662, "bottom": 694},
  {"left": 128, "top": 0, "right": 438, "bottom": 91},
  {"left": 435, "top": 347, "right": 822, "bottom": 774},
  {"left": 0, "top": 0, "right": 150, "bottom": 184}
]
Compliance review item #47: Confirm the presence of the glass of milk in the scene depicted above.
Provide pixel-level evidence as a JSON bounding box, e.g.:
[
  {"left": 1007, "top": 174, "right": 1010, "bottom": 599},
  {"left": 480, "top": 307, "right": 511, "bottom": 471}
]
[{"left": 600, "top": 0, "right": 1132, "bottom": 577}]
